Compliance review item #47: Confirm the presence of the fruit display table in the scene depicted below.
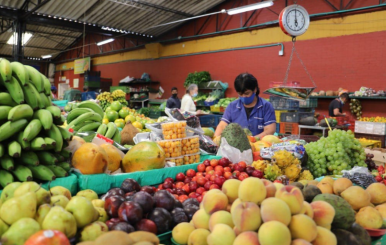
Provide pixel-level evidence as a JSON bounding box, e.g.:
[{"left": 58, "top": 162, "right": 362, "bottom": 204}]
[{"left": 372, "top": 235, "right": 386, "bottom": 245}]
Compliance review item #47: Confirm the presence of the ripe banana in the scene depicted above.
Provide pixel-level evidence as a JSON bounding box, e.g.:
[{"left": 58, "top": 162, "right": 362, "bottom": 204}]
[
  {"left": 0, "top": 169, "right": 14, "bottom": 188},
  {"left": 68, "top": 112, "right": 102, "bottom": 128},
  {"left": 10, "top": 61, "right": 29, "bottom": 86},
  {"left": 0, "top": 76, "right": 24, "bottom": 104},
  {"left": 57, "top": 126, "right": 73, "bottom": 141},
  {"left": 22, "top": 82, "right": 39, "bottom": 110},
  {"left": 15, "top": 131, "right": 30, "bottom": 150},
  {"left": 0, "top": 92, "right": 17, "bottom": 106},
  {"left": 0, "top": 58, "right": 12, "bottom": 82},
  {"left": 23, "top": 119, "right": 42, "bottom": 142},
  {"left": 46, "top": 165, "right": 68, "bottom": 178},
  {"left": 105, "top": 122, "right": 117, "bottom": 138},
  {"left": 11, "top": 165, "right": 33, "bottom": 182},
  {"left": 8, "top": 104, "right": 33, "bottom": 121},
  {"left": 59, "top": 149, "right": 72, "bottom": 159},
  {"left": 96, "top": 124, "right": 108, "bottom": 135},
  {"left": 0, "top": 143, "right": 3, "bottom": 157},
  {"left": 54, "top": 115, "right": 66, "bottom": 126},
  {"left": 57, "top": 162, "right": 71, "bottom": 172},
  {"left": 27, "top": 165, "right": 56, "bottom": 181},
  {"left": 31, "top": 137, "right": 47, "bottom": 151},
  {"left": 0, "top": 119, "right": 28, "bottom": 142},
  {"left": 66, "top": 108, "right": 93, "bottom": 124},
  {"left": 112, "top": 129, "right": 121, "bottom": 144},
  {"left": 0, "top": 106, "right": 12, "bottom": 121},
  {"left": 46, "top": 125, "right": 63, "bottom": 152},
  {"left": 46, "top": 106, "right": 61, "bottom": 119},
  {"left": 36, "top": 151, "right": 58, "bottom": 165},
  {"left": 78, "top": 122, "right": 101, "bottom": 132},
  {"left": 33, "top": 109, "right": 53, "bottom": 130},
  {"left": 0, "top": 154, "right": 14, "bottom": 171},
  {"left": 44, "top": 137, "right": 56, "bottom": 146},
  {"left": 18, "top": 151, "right": 39, "bottom": 166},
  {"left": 77, "top": 101, "right": 104, "bottom": 118},
  {"left": 25, "top": 65, "right": 44, "bottom": 92},
  {"left": 8, "top": 140, "right": 21, "bottom": 158},
  {"left": 42, "top": 76, "right": 51, "bottom": 96}
]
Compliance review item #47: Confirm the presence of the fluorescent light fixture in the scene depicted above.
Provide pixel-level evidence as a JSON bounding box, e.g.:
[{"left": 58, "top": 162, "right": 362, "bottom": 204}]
[
  {"left": 41, "top": 55, "right": 52, "bottom": 59},
  {"left": 97, "top": 38, "right": 114, "bottom": 46},
  {"left": 227, "top": 1, "right": 274, "bottom": 15},
  {"left": 7, "top": 32, "right": 33, "bottom": 45}
]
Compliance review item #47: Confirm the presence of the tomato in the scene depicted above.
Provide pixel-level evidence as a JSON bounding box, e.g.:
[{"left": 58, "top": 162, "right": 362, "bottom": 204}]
[
  {"left": 24, "top": 230, "right": 70, "bottom": 245},
  {"left": 197, "top": 164, "right": 206, "bottom": 172},
  {"left": 210, "top": 159, "right": 219, "bottom": 167}
]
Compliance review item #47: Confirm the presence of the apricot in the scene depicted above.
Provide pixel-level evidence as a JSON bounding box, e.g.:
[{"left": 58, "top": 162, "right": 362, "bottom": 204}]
[
  {"left": 275, "top": 185, "right": 304, "bottom": 215},
  {"left": 375, "top": 204, "right": 386, "bottom": 221},
  {"left": 258, "top": 221, "right": 291, "bottom": 245},
  {"left": 192, "top": 209, "right": 210, "bottom": 230},
  {"left": 316, "top": 182, "right": 333, "bottom": 194},
  {"left": 208, "top": 211, "right": 234, "bottom": 231},
  {"left": 188, "top": 228, "right": 210, "bottom": 245},
  {"left": 232, "top": 202, "right": 262, "bottom": 232},
  {"left": 172, "top": 222, "right": 195, "bottom": 245},
  {"left": 260, "top": 197, "right": 291, "bottom": 225},
  {"left": 233, "top": 231, "right": 260, "bottom": 245},
  {"left": 289, "top": 214, "right": 318, "bottom": 242},
  {"left": 291, "top": 239, "right": 312, "bottom": 245},
  {"left": 222, "top": 179, "right": 241, "bottom": 204},
  {"left": 312, "top": 226, "right": 337, "bottom": 245},
  {"left": 207, "top": 224, "right": 235, "bottom": 245},
  {"left": 261, "top": 179, "right": 276, "bottom": 198},
  {"left": 333, "top": 178, "right": 352, "bottom": 195},
  {"left": 355, "top": 206, "right": 383, "bottom": 229},
  {"left": 366, "top": 183, "right": 386, "bottom": 205},
  {"left": 202, "top": 189, "right": 228, "bottom": 214},
  {"left": 238, "top": 177, "right": 266, "bottom": 204}
]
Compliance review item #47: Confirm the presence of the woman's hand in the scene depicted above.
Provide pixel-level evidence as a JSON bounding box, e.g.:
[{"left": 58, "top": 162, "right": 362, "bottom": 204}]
[{"left": 196, "top": 110, "right": 203, "bottom": 115}]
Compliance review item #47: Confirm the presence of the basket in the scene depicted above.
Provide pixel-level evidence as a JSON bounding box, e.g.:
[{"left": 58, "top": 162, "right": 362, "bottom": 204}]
[
  {"left": 270, "top": 96, "right": 300, "bottom": 110},
  {"left": 280, "top": 112, "right": 314, "bottom": 123},
  {"left": 280, "top": 122, "right": 300, "bottom": 135},
  {"left": 275, "top": 110, "right": 288, "bottom": 123},
  {"left": 199, "top": 115, "right": 222, "bottom": 128},
  {"left": 299, "top": 98, "right": 318, "bottom": 108}
]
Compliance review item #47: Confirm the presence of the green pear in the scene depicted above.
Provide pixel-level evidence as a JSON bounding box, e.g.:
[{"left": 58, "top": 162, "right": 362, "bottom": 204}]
[
  {"left": 66, "top": 196, "right": 99, "bottom": 228},
  {"left": 35, "top": 204, "right": 52, "bottom": 226},
  {"left": 95, "top": 207, "right": 108, "bottom": 222},
  {"left": 91, "top": 199, "right": 105, "bottom": 209},
  {"left": 0, "top": 192, "right": 37, "bottom": 225},
  {"left": 80, "top": 221, "right": 108, "bottom": 242},
  {"left": 50, "top": 186, "right": 72, "bottom": 200},
  {"left": 13, "top": 182, "right": 50, "bottom": 206},
  {"left": 0, "top": 218, "right": 40, "bottom": 245},
  {"left": 0, "top": 218, "right": 9, "bottom": 237},
  {"left": 42, "top": 206, "right": 77, "bottom": 239},
  {"left": 0, "top": 182, "right": 22, "bottom": 203},
  {"left": 76, "top": 189, "right": 98, "bottom": 201},
  {"left": 50, "top": 195, "right": 70, "bottom": 208}
]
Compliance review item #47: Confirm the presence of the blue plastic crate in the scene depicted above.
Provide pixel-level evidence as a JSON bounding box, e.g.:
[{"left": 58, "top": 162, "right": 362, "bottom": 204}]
[
  {"left": 199, "top": 115, "right": 222, "bottom": 128},
  {"left": 269, "top": 96, "right": 299, "bottom": 110},
  {"left": 204, "top": 100, "right": 219, "bottom": 106}
]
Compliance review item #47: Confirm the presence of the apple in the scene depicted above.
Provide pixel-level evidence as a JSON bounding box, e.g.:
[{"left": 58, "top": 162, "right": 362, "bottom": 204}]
[
  {"left": 184, "top": 177, "right": 192, "bottom": 184},
  {"left": 224, "top": 172, "right": 232, "bottom": 179},
  {"left": 192, "top": 177, "right": 198, "bottom": 182},
  {"left": 164, "top": 177, "right": 174, "bottom": 183},
  {"left": 203, "top": 159, "right": 210, "bottom": 167},
  {"left": 189, "top": 192, "right": 198, "bottom": 198},
  {"left": 197, "top": 176, "right": 206, "bottom": 186},
  {"left": 215, "top": 170, "right": 223, "bottom": 176},
  {"left": 238, "top": 161, "right": 247, "bottom": 169},
  {"left": 118, "top": 201, "right": 143, "bottom": 225},
  {"left": 189, "top": 182, "right": 198, "bottom": 192},
  {"left": 197, "top": 195, "right": 203, "bottom": 202},
  {"left": 182, "top": 184, "right": 190, "bottom": 193},
  {"left": 158, "top": 184, "right": 164, "bottom": 190},
  {"left": 238, "top": 172, "right": 249, "bottom": 181},
  {"left": 176, "top": 173, "right": 185, "bottom": 182},
  {"left": 214, "top": 176, "right": 226, "bottom": 187},
  {"left": 205, "top": 166, "right": 213, "bottom": 172},
  {"left": 252, "top": 170, "right": 264, "bottom": 178},
  {"left": 104, "top": 195, "right": 125, "bottom": 218},
  {"left": 218, "top": 157, "right": 230, "bottom": 167},
  {"left": 176, "top": 189, "right": 187, "bottom": 196},
  {"left": 209, "top": 184, "right": 220, "bottom": 190},
  {"left": 178, "top": 195, "right": 189, "bottom": 203},
  {"left": 224, "top": 167, "right": 231, "bottom": 172},
  {"left": 163, "top": 182, "right": 173, "bottom": 189},
  {"left": 176, "top": 182, "right": 184, "bottom": 189},
  {"left": 245, "top": 166, "right": 255, "bottom": 176},
  {"left": 166, "top": 189, "right": 173, "bottom": 194},
  {"left": 233, "top": 170, "right": 241, "bottom": 178},
  {"left": 204, "top": 181, "right": 211, "bottom": 190},
  {"left": 210, "top": 159, "right": 219, "bottom": 167},
  {"left": 196, "top": 187, "right": 205, "bottom": 195},
  {"left": 197, "top": 164, "right": 206, "bottom": 172},
  {"left": 186, "top": 169, "right": 196, "bottom": 178}
]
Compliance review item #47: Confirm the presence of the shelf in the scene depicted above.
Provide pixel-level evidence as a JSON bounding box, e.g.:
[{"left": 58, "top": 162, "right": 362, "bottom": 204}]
[
  {"left": 311, "top": 96, "right": 386, "bottom": 100},
  {"left": 119, "top": 81, "right": 159, "bottom": 86},
  {"left": 130, "top": 99, "right": 149, "bottom": 103}
]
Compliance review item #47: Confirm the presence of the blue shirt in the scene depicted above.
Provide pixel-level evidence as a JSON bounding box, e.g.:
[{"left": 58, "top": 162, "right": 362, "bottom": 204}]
[
  {"left": 166, "top": 96, "right": 181, "bottom": 109},
  {"left": 221, "top": 97, "right": 276, "bottom": 136}
]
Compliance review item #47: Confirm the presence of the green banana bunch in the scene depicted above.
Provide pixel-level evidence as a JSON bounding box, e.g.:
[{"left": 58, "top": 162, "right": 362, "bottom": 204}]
[
  {"left": 0, "top": 154, "right": 14, "bottom": 171},
  {"left": 22, "top": 119, "right": 42, "bottom": 142},
  {"left": 0, "top": 119, "right": 28, "bottom": 142},
  {"left": 22, "top": 82, "right": 40, "bottom": 110},
  {"left": 31, "top": 137, "right": 47, "bottom": 151},
  {"left": 46, "top": 165, "right": 68, "bottom": 178},
  {"left": 15, "top": 131, "right": 30, "bottom": 150},
  {"left": 57, "top": 126, "right": 73, "bottom": 141},
  {"left": 18, "top": 151, "right": 39, "bottom": 166},
  {"left": 0, "top": 143, "right": 3, "bottom": 157},
  {"left": 11, "top": 165, "right": 33, "bottom": 182},
  {"left": 46, "top": 106, "right": 61, "bottom": 119},
  {"left": 8, "top": 140, "right": 21, "bottom": 158},
  {"left": 33, "top": 109, "right": 53, "bottom": 130},
  {"left": 67, "top": 112, "right": 102, "bottom": 128},
  {"left": 8, "top": 104, "right": 33, "bottom": 121},
  {"left": 42, "top": 75, "right": 51, "bottom": 96},
  {"left": 78, "top": 122, "right": 101, "bottom": 132},
  {"left": 0, "top": 58, "right": 12, "bottom": 82},
  {"left": 0, "top": 76, "right": 24, "bottom": 104},
  {"left": 26, "top": 165, "right": 56, "bottom": 181},
  {"left": 0, "top": 106, "right": 12, "bottom": 121},
  {"left": 77, "top": 101, "right": 104, "bottom": 118},
  {"left": 36, "top": 151, "right": 58, "bottom": 165},
  {"left": 25, "top": 65, "right": 44, "bottom": 93},
  {"left": 44, "top": 137, "right": 56, "bottom": 147},
  {"left": 46, "top": 125, "right": 63, "bottom": 152},
  {"left": 0, "top": 92, "right": 17, "bottom": 106},
  {"left": 66, "top": 108, "right": 93, "bottom": 124},
  {"left": 97, "top": 124, "right": 108, "bottom": 135},
  {"left": 57, "top": 162, "right": 71, "bottom": 172},
  {"left": 105, "top": 122, "right": 117, "bottom": 138},
  {"left": 10, "top": 61, "right": 29, "bottom": 86},
  {"left": 112, "top": 130, "right": 121, "bottom": 144},
  {"left": 0, "top": 169, "right": 14, "bottom": 188}
]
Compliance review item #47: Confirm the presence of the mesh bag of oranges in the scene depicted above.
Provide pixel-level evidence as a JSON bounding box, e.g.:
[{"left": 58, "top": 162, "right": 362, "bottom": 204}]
[
  {"left": 157, "top": 139, "right": 182, "bottom": 158},
  {"left": 161, "top": 121, "right": 187, "bottom": 139},
  {"left": 182, "top": 153, "right": 200, "bottom": 165},
  {"left": 181, "top": 136, "right": 200, "bottom": 155}
]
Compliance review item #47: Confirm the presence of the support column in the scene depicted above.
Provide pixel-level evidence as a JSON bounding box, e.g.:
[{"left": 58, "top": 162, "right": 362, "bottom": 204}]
[{"left": 13, "top": 20, "right": 26, "bottom": 62}]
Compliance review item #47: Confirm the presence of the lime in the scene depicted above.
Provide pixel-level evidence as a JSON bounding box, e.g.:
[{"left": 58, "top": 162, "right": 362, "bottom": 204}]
[
  {"left": 119, "top": 108, "right": 130, "bottom": 119},
  {"left": 111, "top": 101, "right": 122, "bottom": 111},
  {"left": 106, "top": 110, "right": 119, "bottom": 122}
]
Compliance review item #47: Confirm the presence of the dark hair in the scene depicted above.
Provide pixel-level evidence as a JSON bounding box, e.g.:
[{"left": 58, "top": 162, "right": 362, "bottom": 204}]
[
  {"left": 83, "top": 87, "right": 88, "bottom": 92},
  {"left": 234, "top": 73, "right": 260, "bottom": 96},
  {"left": 171, "top": 87, "right": 178, "bottom": 91},
  {"left": 340, "top": 93, "right": 349, "bottom": 100}
]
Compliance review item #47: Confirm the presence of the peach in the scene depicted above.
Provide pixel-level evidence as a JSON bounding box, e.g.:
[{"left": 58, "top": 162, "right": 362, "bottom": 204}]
[
  {"left": 366, "top": 183, "right": 386, "bottom": 205},
  {"left": 188, "top": 228, "right": 210, "bottom": 245},
  {"left": 310, "top": 201, "right": 335, "bottom": 229},
  {"left": 202, "top": 189, "right": 228, "bottom": 214},
  {"left": 291, "top": 239, "right": 312, "bottom": 245},
  {"left": 260, "top": 197, "right": 291, "bottom": 225},
  {"left": 258, "top": 221, "right": 291, "bottom": 245},
  {"left": 341, "top": 186, "right": 371, "bottom": 211},
  {"left": 275, "top": 186, "right": 304, "bottom": 215},
  {"left": 233, "top": 226, "right": 242, "bottom": 236},
  {"left": 238, "top": 177, "right": 266, "bottom": 204},
  {"left": 289, "top": 214, "right": 318, "bottom": 242},
  {"left": 261, "top": 179, "right": 276, "bottom": 198},
  {"left": 316, "top": 182, "right": 333, "bottom": 194},
  {"left": 312, "top": 226, "right": 337, "bottom": 245},
  {"left": 233, "top": 231, "right": 260, "bottom": 245},
  {"left": 172, "top": 222, "right": 195, "bottom": 245},
  {"left": 230, "top": 198, "right": 243, "bottom": 214},
  {"left": 333, "top": 178, "right": 352, "bottom": 195},
  {"left": 222, "top": 179, "right": 241, "bottom": 204},
  {"left": 232, "top": 202, "right": 262, "bottom": 232},
  {"left": 273, "top": 183, "right": 285, "bottom": 190},
  {"left": 208, "top": 211, "right": 234, "bottom": 231},
  {"left": 300, "top": 202, "right": 314, "bottom": 219},
  {"left": 207, "top": 224, "right": 235, "bottom": 245},
  {"left": 319, "top": 177, "right": 334, "bottom": 186},
  {"left": 192, "top": 209, "right": 210, "bottom": 230},
  {"left": 355, "top": 206, "right": 383, "bottom": 229}
]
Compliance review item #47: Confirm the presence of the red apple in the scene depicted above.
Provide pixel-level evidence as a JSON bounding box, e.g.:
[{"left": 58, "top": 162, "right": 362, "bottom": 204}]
[
  {"left": 105, "top": 195, "right": 125, "bottom": 218},
  {"left": 202, "top": 191, "right": 207, "bottom": 196},
  {"left": 207, "top": 170, "right": 215, "bottom": 176},
  {"left": 182, "top": 184, "right": 190, "bottom": 193},
  {"left": 163, "top": 182, "right": 173, "bottom": 189},
  {"left": 176, "top": 189, "right": 187, "bottom": 196},
  {"left": 175, "top": 173, "right": 185, "bottom": 182},
  {"left": 210, "top": 159, "right": 219, "bottom": 167},
  {"left": 214, "top": 170, "right": 223, "bottom": 177},
  {"left": 233, "top": 170, "right": 241, "bottom": 178},
  {"left": 189, "top": 181, "right": 198, "bottom": 192},
  {"left": 189, "top": 192, "right": 198, "bottom": 198},
  {"left": 197, "top": 176, "right": 206, "bottom": 186},
  {"left": 209, "top": 184, "right": 220, "bottom": 190},
  {"left": 165, "top": 188, "right": 173, "bottom": 194},
  {"left": 238, "top": 161, "right": 247, "bottom": 169},
  {"left": 224, "top": 167, "right": 231, "bottom": 172},
  {"left": 210, "top": 175, "right": 216, "bottom": 182},
  {"left": 196, "top": 187, "right": 205, "bottom": 195},
  {"left": 205, "top": 174, "right": 212, "bottom": 181},
  {"left": 239, "top": 172, "right": 249, "bottom": 181},
  {"left": 214, "top": 176, "right": 226, "bottom": 187},
  {"left": 175, "top": 182, "right": 184, "bottom": 189},
  {"left": 184, "top": 177, "right": 192, "bottom": 184},
  {"left": 197, "top": 164, "right": 206, "bottom": 172},
  {"left": 164, "top": 177, "right": 174, "bottom": 183},
  {"left": 197, "top": 195, "right": 203, "bottom": 202},
  {"left": 218, "top": 157, "right": 230, "bottom": 167},
  {"left": 252, "top": 170, "right": 264, "bottom": 178},
  {"left": 192, "top": 176, "right": 198, "bottom": 182},
  {"left": 186, "top": 169, "right": 196, "bottom": 178},
  {"left": 203, "top": 159, "right": 210, "bottom": 167},
  {"left": 173, "top": 194, "right": 179, "bottom": 199},
  {"left": 204, "top": 181, "right": 211, "bottom": 190},
  {"left": 196, "top": 172, "right": 204, "bottom": 177},
  {"left": 205, "top": 166, "right": 213, "bottom": 172},
  {"left": 158, "top": 184, "right": 163, "bottom": 190},
  {"left": 224, "top": 172, "right": 232, "bottom": 179},
  {"left": 246, "top": 166, "right": 255, "bottom": 176}
]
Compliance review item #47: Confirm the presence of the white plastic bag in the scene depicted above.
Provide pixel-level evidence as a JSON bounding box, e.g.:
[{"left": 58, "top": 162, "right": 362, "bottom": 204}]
[{"left": 216, "top": 138, "right": 253, "bottom": 165}]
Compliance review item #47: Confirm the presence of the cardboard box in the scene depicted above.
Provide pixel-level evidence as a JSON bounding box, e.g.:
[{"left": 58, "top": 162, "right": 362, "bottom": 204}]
[{"left": 365, "top": 148, "right": 386, "bottom": 166}]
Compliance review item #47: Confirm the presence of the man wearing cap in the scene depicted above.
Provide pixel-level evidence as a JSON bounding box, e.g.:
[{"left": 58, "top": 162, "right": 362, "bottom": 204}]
[
  {"left": 329, "top": 90, "right": 349, "bottom": 117},
  {"left": 51, "top": 85, "right": 57, "bottom": 100}
]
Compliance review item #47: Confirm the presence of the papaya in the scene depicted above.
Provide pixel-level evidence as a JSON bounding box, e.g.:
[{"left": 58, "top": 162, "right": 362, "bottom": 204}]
[{"left": 72, "top": 143, "right": 108, "bottom": 174}]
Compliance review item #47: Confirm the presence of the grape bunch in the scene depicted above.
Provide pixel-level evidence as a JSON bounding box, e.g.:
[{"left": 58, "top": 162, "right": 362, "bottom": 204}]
[
  {"left": 342, "top": 171, "right": 376, "bottom": 189},
  {"left": 365, "top": 153, "right": 376, "bottom": 171},
  {"left": 305, "top": 129, "right": 367, "bottom": 178}
]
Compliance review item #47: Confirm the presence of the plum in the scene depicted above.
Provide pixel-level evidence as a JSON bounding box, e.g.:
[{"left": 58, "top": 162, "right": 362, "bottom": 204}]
[
  {"left": 121, "top": 178, "right": 141, "bottom": 193},
  {"left": 148, "top": 207, "right": 173, "bottom": 234},
  {"left": 111, "top": 222, "right": 135, "bottom": 233},
  {"left": 105, "top": 195, "right": 125, "bottom": 218},
  {"left": 184, "top": 204, "right": 199, "bottom": 221},
  {"left": 154, "top": 190, "right": 175, "bottom": 211},
  {"left": 118, "top": 201, "right": 143, "bottom": 225},
  {"left": 183, "top": 198, "right": 200, "bottom": 208},
  {"left": 141, "top": 186, "right": 155, "bottom": 195},
  {"left": 171, "top": 207, "right": 188, "bottom": 225},
  {"left": 105, "top": 218, "right": 120, "bottom": 230},
  {"left": 107, "top": 188, "right": 125, "bottom": 197},
  {"left": 133, "top": 191, "right": 154, "bottom": 214},
  {"left": 135, "top": 219, "right": 158, "bottom": 234}
]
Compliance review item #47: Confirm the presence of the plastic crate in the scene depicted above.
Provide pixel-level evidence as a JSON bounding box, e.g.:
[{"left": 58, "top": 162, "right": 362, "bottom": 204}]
[
  {"left": 275, "top": 110, "right": 288, "bottom": 123},
  {"left": 204, "top": 100, "right": 219, "bottom": 106},
  {"left": 276, "top": 124, "right": 280, "bottom": 133},
  {"left": 355, "top": 121, "right": 386, "bottom": 135},
  {"left": 199, "top": 115, "right": 222, "bottom": 128},
  {"left": 210, "top": 105, "right": 220, "bottom": 113},
  {"left": 280, "top": 122, "right": 299, "bottom": 135},
  {"left": 280, "top": 112, "right": 314, "bottom": 123},
  {"left": 299, "top": 98, "right": 318, "bottom": 108},
  {"left": 355, "top": 133, "right": 386, "bottom": 147},
  {"left": 270, "top": 96, "right": 299, "bottom": 110}
]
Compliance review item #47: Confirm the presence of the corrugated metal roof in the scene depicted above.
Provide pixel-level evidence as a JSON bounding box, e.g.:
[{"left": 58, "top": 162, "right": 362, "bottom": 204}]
[{"left": 0, "top": 0, "right": 226, "bottom": 57}]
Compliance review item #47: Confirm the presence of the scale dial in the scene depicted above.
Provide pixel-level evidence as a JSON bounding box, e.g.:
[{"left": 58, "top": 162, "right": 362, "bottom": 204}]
[{"left": 279, "top": 5, "right": 310, "bottom": 37}]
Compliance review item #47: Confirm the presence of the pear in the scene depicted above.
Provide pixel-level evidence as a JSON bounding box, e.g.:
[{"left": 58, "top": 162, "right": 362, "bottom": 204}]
[
  {"left": 35, "top": 204, "right": 52, "bottom": 226},
  {"left": 50, "top": 186, "right": 72, "bottom": 200},
  {"left": 42, "top": 206, "right": 77, "bottom": 238},
  {"left": 80, "top": 221, "right": 108, "bottom": 242},
  {"left": 92, "top": 199, "right": 105, "bottom": 209},
  {"left": 95, "top": 207, "right": 108, "bottom": 222},
  {"left": 76, "top": 189, "right": 98, "bottom": 201},
  {"left": 0, "top": 182, "right": 22, "bottom": 203},
  {"left": 0, "top": 218, "right": 40, "bottom": 245},
  {"left": 66, "top": 196, "right": 99, "bottom": 228},
  {"left": 0, "top": 192, "right": 37, "bottom": 225},
  {"left": 51, "top": 195, "right": 70, "bottom": 208},
  {"left": 0, "top": 218, "right": 9, "bottom": 237},
  {"left": 13, "top": 182, "right": 50, "bottom": 206}
]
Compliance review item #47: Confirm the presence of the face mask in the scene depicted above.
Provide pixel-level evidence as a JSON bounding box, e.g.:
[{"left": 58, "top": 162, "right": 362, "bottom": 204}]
[
  {"left": 192, "top": 93, "right": 198, "bottom": 98},
  {"left": 239, "top": 93, "right": 256, "bottom": 105},
  {"left": 172, "top": 94, "right": 177, "bottom": 98}
]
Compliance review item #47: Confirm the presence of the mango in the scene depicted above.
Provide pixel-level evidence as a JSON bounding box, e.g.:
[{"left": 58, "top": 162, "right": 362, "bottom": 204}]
[
  {"left": 202, "top": 189, "right": 228, "bottom": 214},
  {"left": 258, "top": 221, "right": 291, "bottom": 245},
  {"left": 260, "top": 197, "right": 291, "bottom": 225},
  {"left": 208, "top": 211, "right": 233, "bottom": 231},
  {"left": 192, "top": 209, "right": 210, "bottom": 230},
  {"left": 366, "top": 183, "right": 386, "bottom": 205},
  {"left": 312, "top": 226, "right": 337, "bottom": 245},
  {"left": 188, "top": 228, "right": 210, "bottom": 245},
  {"left": 233, "top": 231, "right": 260, "bottom": 245},
  {"left": 238, "top": 177, "right": 266, "bottom": 204},
  {"left": 316, "top": 182, "right": 333, "bottom": 194},
  {"left": 207, "top": 224, "right": 235, "bottom": 245},
  {"left": 310, "top": 201, "right": 335, "bottom": 229},
  {"left": 341, "top": 186, "right": 371, "bottom": 211},
  {"left": 355, "top": 206, "right": 383, "bottom": 229},
  {"left": 319, "top": 177, "right": 334, "bottom": 186},
  {"left": 275, "top": 185, "right": 304, "bottom": 215},
  {"left": 232, "top": 202, "right": 262, "bottom": 232},
  {"left": 333, "top": 178, "right": 352, "bottom": 195},
  {"left": 172, "top": 222, "right": 195, "bottom": 245},
  {"left": 289, "top": 214, "right": 317, "bottom": 242},
  {"left": 222, "top": 179, "right": 241, "bottom": 204}
]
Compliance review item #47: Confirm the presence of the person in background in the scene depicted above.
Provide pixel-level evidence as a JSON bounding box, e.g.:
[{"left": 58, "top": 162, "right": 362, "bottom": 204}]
[
  {"left": 329, "top": 90, "right": 349, "bottom": 117},
  {"left": 180, "top": 84, "right": 203, "bottom": 115},
  {"left": 166, "top": 87, "right": 181, "bottom": 109},
  {"left": 51, "top": 85, "right": 58, "bottom": 100},
  {"left": 214, "top": 73, "right": 276, "bottom": 139},
  {"left": 83, "top": 87, "right": 89, "bottom": 92},
  {"left": 81, "top": 86, "right": 97, "bottom": 101}
]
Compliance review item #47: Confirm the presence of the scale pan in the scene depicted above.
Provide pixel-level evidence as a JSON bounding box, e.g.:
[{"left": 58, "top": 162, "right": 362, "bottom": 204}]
[{"left": 263, "top": 86, "right": 316, "bottom": 101}]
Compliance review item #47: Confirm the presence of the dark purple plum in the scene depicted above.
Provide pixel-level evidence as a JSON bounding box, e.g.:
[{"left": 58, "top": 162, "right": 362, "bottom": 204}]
[
  {"left": 104, "top": 195, "right": 125, "bottom": 218},
  {"left": 132, "top": 191, "right": 154, "bottom": 214},
  {"left": 141, "top": 186, "right": 155, "bottom": 195},
  {"left": 135, "top": 219, "right": 158, "bottom": 234},
  {"left": 111, "top": 222, "right": 135, "bottom": 233},
  {"left": 171, "top": 207, "right": 188, "bottom": 225},
  {"left": 105, "top": 218, "right": 120, "bottom": 230},
  {"left": 153, "top": 190, "right": 175, "bottom": 211},
  {"left": 118, "top": 201, "right": 143, "bottom": 225},
  {"left": 174, "top": 198, "right": 183, "bottom": 209},
  {"left": 184, "top": 204, "right": 199, "bottom": 221},
  {"left": 121, "top": 178, "right": 141, "bottom": 193},
  {"left": 148, "top": 207, "right": 173, "bottom": 234},
  {"left": 107, "top": 188, "right": 125, "bottom": 197},
  {"left": 182, "top": 198, "right": 199, "bottom": 208}
]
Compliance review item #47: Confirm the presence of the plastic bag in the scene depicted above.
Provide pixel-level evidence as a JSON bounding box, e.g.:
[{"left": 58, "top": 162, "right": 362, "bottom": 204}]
[
  {"left": 199, "top": 135, "right": 218, "bottom": 154},
  {"left": 141, "top": 73, "right": 150, "bottom": 81},
  {"left": 342, "top": 166, "right": 377, "bottom": 188},
  {"left": 217, "top": 138, "right": 253, "bottom": 165},
  {"left": 260, "top": 142, "right": 305, "bottom": 159},
  {"left": 165, "top": 108, "right": 204, "bottom": 134}
]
